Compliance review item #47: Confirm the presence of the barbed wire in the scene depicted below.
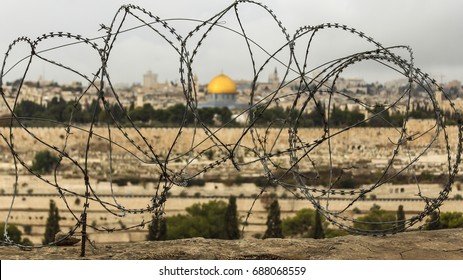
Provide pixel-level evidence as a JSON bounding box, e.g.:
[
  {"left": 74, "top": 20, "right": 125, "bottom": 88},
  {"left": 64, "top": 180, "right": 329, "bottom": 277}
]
[{"left": 0, "top": 1, "right": 461, "bottom": 256}]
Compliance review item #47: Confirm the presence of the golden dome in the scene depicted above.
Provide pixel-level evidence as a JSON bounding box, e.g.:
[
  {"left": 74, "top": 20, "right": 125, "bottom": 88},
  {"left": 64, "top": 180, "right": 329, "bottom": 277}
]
[{"left": 207, "top": 74, "right": 237, "bottom": 94}]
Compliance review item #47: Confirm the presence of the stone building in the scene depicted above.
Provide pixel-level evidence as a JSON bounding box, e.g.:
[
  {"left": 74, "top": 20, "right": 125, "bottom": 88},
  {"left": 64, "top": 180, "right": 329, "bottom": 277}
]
[{"left": 143, "top": 70, "right": 158, "bottom": 89}]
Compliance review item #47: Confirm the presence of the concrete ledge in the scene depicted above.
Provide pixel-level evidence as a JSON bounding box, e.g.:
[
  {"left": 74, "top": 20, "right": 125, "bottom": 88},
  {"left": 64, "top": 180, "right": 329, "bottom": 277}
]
[{"left": 1, "top": 228, "right": 462, "bottom": 260}]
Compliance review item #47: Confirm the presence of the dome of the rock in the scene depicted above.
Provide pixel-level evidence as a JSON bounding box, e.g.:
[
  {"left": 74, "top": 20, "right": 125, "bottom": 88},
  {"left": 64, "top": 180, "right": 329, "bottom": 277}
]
[{"left": 207, "top": 74, "right": 237, "bottom": 94}]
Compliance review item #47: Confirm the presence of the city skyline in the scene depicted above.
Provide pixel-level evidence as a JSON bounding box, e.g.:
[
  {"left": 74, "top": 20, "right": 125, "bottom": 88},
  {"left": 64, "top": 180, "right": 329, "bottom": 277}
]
[{"left": 0, "top": 0, "right": 462, "bottom": 85}]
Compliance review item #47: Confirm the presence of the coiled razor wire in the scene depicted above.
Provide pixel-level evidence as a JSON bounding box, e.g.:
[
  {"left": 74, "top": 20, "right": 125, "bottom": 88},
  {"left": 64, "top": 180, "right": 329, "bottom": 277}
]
[{"left": 0, "top": 1, "right": 461, "bottom": 256}]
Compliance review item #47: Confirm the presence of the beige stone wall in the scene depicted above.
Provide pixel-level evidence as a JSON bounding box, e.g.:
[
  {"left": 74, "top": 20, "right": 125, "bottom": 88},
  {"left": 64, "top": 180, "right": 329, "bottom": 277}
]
[
  {"left": 1, "top": 179, "right": 462, "bottom": 244},
  {"left": 0, "top": 124, "right": 459, "bottom": 178},
  {"left": 0, "top": 124, "right": 461, "bottom": 244}
]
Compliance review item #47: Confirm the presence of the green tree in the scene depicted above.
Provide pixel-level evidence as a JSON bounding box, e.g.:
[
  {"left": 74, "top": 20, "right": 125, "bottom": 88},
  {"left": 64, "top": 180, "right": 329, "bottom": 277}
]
[
  {"left": 1, "top": 223, "right": 33, "bottom": 245},
  {"left": 389, "top": 111, "right": 405, "bottom": 127},
  {"left": 396, "top": 205, "right": 406, "bottom": 231},
  {"left": 304, "top": 102, "right": 325, "bottom": 127},
  {"left": 130, "top": 103, "right": 154, "bottom": 123},
  {"left": 13, "top": 100, "right": 45, "bottom": 118},
  {"left": 313, "top": 209, "right": 325, "bottom": 239},
  {"left": 282, "top": 208, "right": 347, "bottom": 238},
  {"left": 282, "top": 208, "right": 315, "bottom": 238},
  {"left": 45, "top": 97, "right": 67, "bottom": 122},
  {"left": 255, "top": 106, "right": 287, "bottom": 126},
  {"left": 353, "top": 204, "right": 396, "bottom": 232},
  {"left": 99, "top": 103, "right": 126, "bottom": 124},
  {"left": 147, "top": 215, "right": 167, "bottom": 241},
  {"left": 263, "top": 200, "right": 283, "bottom": 238},
  {"left": 225, "top": 196, "right": 240, "bottom": 240},
  {"left": 88, "top": 99, "right": 102, "bottom": 123},
  {"left": 167, "top": 103, "right": 193, "bottom": 125},
  {"left": 43, "top": 200, "right": 60, "bottom": 244},
  {"left": 0, "top": 223, "right": 23, "bottom": 244},
  {"left": 329, "top": 105, "right": 364, "bottom": 127},
  {"left": 367, "top": 104, "right": 391, "bottom": 127},
  {"left": 166, "top": 200, "right": 228, "bottom": 240},
  {"left": 31, "top": 150, "right": 59, "bottom": 173}
]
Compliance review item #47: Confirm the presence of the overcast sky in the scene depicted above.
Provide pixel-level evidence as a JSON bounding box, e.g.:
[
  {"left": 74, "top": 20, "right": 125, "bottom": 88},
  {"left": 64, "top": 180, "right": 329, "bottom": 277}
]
[{"left": 0, "top": 0, "right": 461, "bottom": 85}]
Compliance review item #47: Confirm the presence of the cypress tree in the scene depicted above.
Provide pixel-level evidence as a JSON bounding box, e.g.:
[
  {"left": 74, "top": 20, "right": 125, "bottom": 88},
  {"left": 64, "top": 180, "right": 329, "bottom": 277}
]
[
  {"left": 147, "top": 216, "right": 159, "bottom": 241},
  {"left": 148, "top": 215, "right": 167, "bottom": 241},
  {"left": 263, "top": 200, "right": 283, "bottom": 238},
  {"left": 225, "top": 196, "right": 240, "bottom": 239},
  {"left": 159, "top": 218, "right": 167, "bottom": 240},
  {"left": 312, "top": 209, "right": 325, "bottom": 239},
  {"left": 396, "top": 205, "right": 406, "bottom": 231},
  {"left": 43, "top": 200, "right": 60, "bottom": 244}
]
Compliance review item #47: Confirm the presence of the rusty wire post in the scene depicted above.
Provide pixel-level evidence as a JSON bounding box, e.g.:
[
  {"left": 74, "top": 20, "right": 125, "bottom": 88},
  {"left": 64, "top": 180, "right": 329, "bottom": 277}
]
[{"left": 80, "top": 212, "right": 87, "bottom": 257}]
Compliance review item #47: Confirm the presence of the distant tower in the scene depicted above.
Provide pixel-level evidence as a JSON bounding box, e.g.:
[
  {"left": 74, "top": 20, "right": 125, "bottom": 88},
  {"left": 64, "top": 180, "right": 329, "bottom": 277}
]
[
  {"left": 268, "top": 67, "right": 280, "bottom": 85},
  {"left": 143, "top": 70, "right": 158, "bottom": 89},
  {"left": 136, "top": 90, "right": 144, "bottom": 108},
  {"left": 193, "top": 73, "right": 199, "bottom": 94},
  {"left": 435, "top": 86, "right": 443, "bottom": 112}
]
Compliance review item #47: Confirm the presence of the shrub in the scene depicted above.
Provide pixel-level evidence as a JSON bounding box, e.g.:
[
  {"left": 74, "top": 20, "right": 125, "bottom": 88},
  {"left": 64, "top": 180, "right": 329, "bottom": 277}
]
[
  {"left": 31, "top": 150, "right": 59, "bottom": 173},
  {"left": 0, "top": 223, "right": 23, "bottom": 243},
  {"left": 353, "top": 205, "right": 396, "bottom": 231},
  {"left": 282, "top": 208, "right": 315, "bottom": 238},
  {"left": 282, "top": 208, "right": 343, "bottom": 239},
  {"left": 440, "top": 212, "right": 463, "bottom": 228},
  {"left": 188, "top": 179, "right": 206, "bottom": 187},
  {"left": 426, "top": 211, "right": 463, "bottom": 230},
  {"left": 339, "top": 178, "right": 356, "bottom": 189},
  {"left": 166, "top": 200, "right": 228, "bottom": 240}
]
